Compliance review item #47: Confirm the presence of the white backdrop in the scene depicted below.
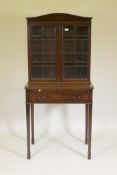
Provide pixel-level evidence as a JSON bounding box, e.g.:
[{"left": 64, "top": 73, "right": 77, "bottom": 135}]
[{"left": 0, "top": 0, "right": 117, "bottom": 174}]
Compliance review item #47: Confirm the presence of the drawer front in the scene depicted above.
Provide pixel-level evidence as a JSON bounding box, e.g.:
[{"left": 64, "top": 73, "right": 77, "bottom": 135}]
[{"left": 26, "top": 89, "right": 92, "bottom": 103}]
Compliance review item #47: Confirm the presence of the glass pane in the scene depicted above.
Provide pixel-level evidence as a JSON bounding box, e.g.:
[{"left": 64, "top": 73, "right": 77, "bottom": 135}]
[
  {"left": 31, "top": 54, "right": 55, "bottom": 65},
  {"left": 31, "top": 40, "right": 56, "bottom": 53},
  {"left": 31, "top": 26, "right": 42, "bottom": 37},
  {"left": 63, "top": 66, "right": 75, "bottom": 78},
  {"left": 44, "top": 26, "right": 56, "bottom": 38},
  {"left": 32, "top": 66, "right": 56, "bottom": 78},
  {"left": 76, "top": 26, "right": 88, "bottom": 38},
  {"left": 63, "top": 26, "right": 75, "bottom": 39},
  {"left": 31, "top": 26, "right": 56, "bottom": 39},
  {"left": 76, "top": 53, "right": 88, "bottom": 62},
  {"left": 63, "top": 40, "right": 76, "bottom": 53},
  {"left": 63, "top": 66, "right": 87, "bottom": 79},
  {"left": 76, "top": 40, "right": 88, "bottom": 52},
  {"left": 62, "top": 25, "right": 88, "bottom": 79},
  {"left": 63, "top": 54, "right": 88, "bottom": 65}
]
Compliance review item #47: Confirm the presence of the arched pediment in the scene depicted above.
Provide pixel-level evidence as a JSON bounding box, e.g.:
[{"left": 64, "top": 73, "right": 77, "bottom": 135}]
[{"left": 27, "top": 13, "right": 92, "bottom": 22}]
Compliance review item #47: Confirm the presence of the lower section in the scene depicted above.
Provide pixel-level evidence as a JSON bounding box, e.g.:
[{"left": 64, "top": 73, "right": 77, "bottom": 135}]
[
  {"left": 25, "top": 82, "right": 93, "bottom": 159},
  {"left": 26, "top": 89, "right": 92, "bottom": 104}
]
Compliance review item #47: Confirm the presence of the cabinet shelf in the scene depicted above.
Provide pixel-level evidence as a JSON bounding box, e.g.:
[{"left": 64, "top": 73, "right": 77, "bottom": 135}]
[
  {"left": 30, "top": 38, "right": 56, "bottom": 41},
  {"left": 32, "top": 61, "right": 55, "bottom": 64},
  {"left": 63, "top": 65, "right": 87, "bottom": 67},
  {"left": 31, "top": 52, "right": 56, "bottom": 54},
  {"left": 63, "top": 38, "right": 88, "bottom": 41},
  {"left": 63, "top": 63, "right": 87, "bottom": 66},
  {"left": 63, "top": 35, "right": 88, "bottom": 39},
  {"left": 62, "top": 52, "right": 88, "bottom": 54},
  {"left": 32, "top": 64, "right": 55, "bottom": 67},
  {"left": 63, "top": 61, "right": 87, "bottom": 63}
]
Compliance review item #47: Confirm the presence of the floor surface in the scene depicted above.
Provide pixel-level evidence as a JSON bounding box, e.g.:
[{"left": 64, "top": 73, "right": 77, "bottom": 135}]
[{"left": 0, "top": 118, "right": 117, "bottom": 175}]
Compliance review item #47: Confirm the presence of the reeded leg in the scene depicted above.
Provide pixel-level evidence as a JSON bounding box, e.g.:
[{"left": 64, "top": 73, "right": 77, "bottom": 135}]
[
  {"left": 88, "top": 103, "right": 92, "bottom": 160},
  {"left": 31, "top": 103, "right": 34, "bottom": 144},
  {"left": 26, "top": 103, "right": 31, "bottom": 159},
  {"left": 85, "top": 104, "right": 89, "bottom": 144}
]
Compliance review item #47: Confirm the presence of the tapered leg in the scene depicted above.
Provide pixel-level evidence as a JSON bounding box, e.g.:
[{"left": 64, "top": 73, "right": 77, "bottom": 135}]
[
  {"left": 26, "top": 103, "right": 31, "bottom": 159},
  {"left": 85, "top": 104, "right": 89, "bottom": 144},
  {"left": 31, "top": 103, "right": 34, "bottom": 144},
  {"left": 88, "top": 103, "right": 92, "bottom": 159}
]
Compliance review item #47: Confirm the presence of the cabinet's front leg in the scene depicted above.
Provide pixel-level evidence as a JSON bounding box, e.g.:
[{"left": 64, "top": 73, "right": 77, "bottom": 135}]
[
  {"left": 31, "top": 103, "right": 34, "bottom": 144},
  {"left": 85, "top": 104, "right": 89, "bottom": 144},
  {"left": 88, "top": 103, "right": 92, "bottom": 159},
  {"left": 26, "top": 103, "right": 31, "bottom": 159}
]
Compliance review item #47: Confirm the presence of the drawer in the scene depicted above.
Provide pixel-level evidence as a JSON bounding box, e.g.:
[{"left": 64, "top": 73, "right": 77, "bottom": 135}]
[{"left": 26, "top": 89, "right": 92, "bottom": 103}]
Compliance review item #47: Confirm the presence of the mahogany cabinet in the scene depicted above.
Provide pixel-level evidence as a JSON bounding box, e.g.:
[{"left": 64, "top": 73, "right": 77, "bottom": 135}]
[{"left": 25, "top": 13, "right": 94, "bottom": 159}]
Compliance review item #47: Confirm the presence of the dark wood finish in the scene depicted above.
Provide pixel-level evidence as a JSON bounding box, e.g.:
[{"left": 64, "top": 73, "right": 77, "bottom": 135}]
[
  {"left": 31, "top": 104, "right": 34, "bottom": 144},
  {"left": 88, "top": 103, "right": 92, "bottom": 159},
  {"left": 85, "top": 104, "right": 89, "bottom": 144},
  {"left": 27, "top": 13, "right": 92, "bottom": 23},
  {"left": 26, "top": 88, "right": 92, "bottom": 103},
  {"left": 25, "top": 13, "right": 94, "bottom": 159},
  {"left": 27, "top": 13, "right": 91, "bottom": 82},
  {"left": 26, "top": 103, "right": 30, "bottom": 159}
]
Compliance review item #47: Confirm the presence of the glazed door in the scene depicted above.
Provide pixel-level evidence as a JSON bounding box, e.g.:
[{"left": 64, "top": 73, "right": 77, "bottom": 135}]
[
  {"left": 29, "top": 24, "right": 57, "bottom": 80},
  {"left": 61, "top": 24, "right": 90, "bottom": 80}
]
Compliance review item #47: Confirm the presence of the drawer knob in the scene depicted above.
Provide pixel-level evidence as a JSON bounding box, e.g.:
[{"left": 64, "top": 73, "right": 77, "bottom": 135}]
[
  {"left": 38, "top": 96, "right": 47, "bottom": 101},
  {"left": 38, "top": 89, "right": 41, "bottom": 92},
  {"left": 72, "top": 96, "right": 80, "bottom": 101}
]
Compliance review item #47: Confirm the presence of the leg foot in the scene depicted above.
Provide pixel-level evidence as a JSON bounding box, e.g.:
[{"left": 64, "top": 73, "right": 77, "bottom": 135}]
[
  {"left": 88, "top": 152, "right": 91, "bottom": 160},
  {"left": 85, "top": 138, "right": 88, "bottom": 144},
  {"left": 31, "top": 138, "right": 35, "bottom": 144},
  {"left": 27, "top": 152, "right": 31, "bottom": 159}
]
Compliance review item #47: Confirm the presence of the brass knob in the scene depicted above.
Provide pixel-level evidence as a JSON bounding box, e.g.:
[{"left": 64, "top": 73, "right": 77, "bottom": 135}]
[
  {"left": 38, "top": 96, "right": 47, "bottom": 101},
  {"left": 72, "top": 96, "right": 80, "bottom": 101}
]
